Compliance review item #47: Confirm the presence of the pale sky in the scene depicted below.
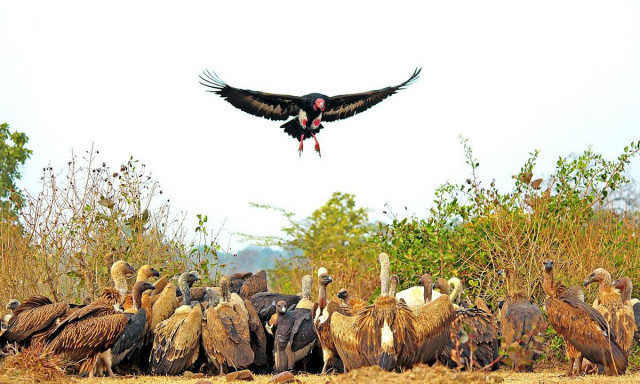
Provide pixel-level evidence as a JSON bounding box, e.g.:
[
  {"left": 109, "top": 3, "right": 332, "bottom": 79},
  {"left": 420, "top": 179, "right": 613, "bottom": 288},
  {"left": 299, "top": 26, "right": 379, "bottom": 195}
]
[{"left": 1, "top": 2, "right": 639, "bottom": 252}]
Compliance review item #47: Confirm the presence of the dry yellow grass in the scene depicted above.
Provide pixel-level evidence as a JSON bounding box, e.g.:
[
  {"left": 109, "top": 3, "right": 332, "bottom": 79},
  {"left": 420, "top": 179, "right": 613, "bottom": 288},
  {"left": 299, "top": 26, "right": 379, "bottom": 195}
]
[{"left": 4, "top": 366, "right": 640, "bottom": 384}]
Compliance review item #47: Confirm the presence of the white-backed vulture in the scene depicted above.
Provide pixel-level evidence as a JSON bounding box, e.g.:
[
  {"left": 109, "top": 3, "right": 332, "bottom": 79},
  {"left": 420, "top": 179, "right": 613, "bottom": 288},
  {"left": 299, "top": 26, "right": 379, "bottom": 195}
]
[
  {"left": 331, "top": 253, "right": 419, "bottom": 372},
  {"left": 0, "top": 296, "right": 68, "bottom": 348},
  {"left": 123, "top": 265, "right": 160, "bottom": 310},
  {"left": 312, "top": 267, "right": 347, "bottom": 374},
  {"left": 111, "top": 260, "right": 136, "bottom": 298},
  {"left": 585, "top": 268, "right": 636, "bottom": 355},
  {"left": 564, "top": 286, "right": 592, "bottom": 376},
  {"left": 613, "top": 277, "right": 640, "bottom": 343},
  {"left": 543, "top": 260, "right": 627, "bottom": 376},
  {"left": 175, "top": 272, "right": 202, "bottom": 305},
  {"left": 202, "top": 277, "right": 254, "bottom": 375},
  {"left": 433, "top": 277, "right": 498, "bottom": 370},
  {"left": 149, "top": 303, "right": 203, "bottom": 375},
  {"left": 239, "top": 270, "right": 268, "bottom": 299},
  {"left": 296, "top": 275, "right": 314, "bottom": 310},
  {"left": 499, "top": 268, "right": 547, "bottom": 373}
]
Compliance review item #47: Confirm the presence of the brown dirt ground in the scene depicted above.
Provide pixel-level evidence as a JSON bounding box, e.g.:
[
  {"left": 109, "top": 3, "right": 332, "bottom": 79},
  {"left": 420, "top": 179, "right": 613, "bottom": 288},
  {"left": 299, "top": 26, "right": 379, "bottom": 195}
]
[{"left": 3, "top": 366, "right": 640, "bottom": 384}]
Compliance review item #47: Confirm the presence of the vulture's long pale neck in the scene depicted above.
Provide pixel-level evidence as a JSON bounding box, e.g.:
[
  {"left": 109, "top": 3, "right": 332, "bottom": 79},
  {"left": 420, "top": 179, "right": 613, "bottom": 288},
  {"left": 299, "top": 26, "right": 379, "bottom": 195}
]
[
  {"left": 178, "top": 276, "right": 192, "bottom": 305},
  {"left": 379, "top": 253, "right": 390, "bottom": 297},
  {"left": 221, "top": 277, "right": 231, "bottom": 303},
  {"left": 448, "top": 278, "right": 462, "bottom": 302},
  {"left": 302, "top": 275, "right": 312, "bottom": 301},
  {"left": 113, "top": 272, "right": 128, "bottom": 297},
  {"left": 423, "top": 278, "right": 433, "bottom": 303},
  {"left": 389, "top": 275, "right": 398, "bottom": 298}
]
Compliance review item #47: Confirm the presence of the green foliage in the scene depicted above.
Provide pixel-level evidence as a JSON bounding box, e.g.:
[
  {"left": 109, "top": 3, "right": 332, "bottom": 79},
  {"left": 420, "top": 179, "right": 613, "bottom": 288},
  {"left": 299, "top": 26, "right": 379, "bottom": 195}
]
[
  {"left": 371, "top": 136, "right": 640, "bottom": 305},
  {"left": 245, "top": 192, "right": 378, "bottom": 299},
  {"left": 0, "top": 123, "right": 32, "bottom": 213}
]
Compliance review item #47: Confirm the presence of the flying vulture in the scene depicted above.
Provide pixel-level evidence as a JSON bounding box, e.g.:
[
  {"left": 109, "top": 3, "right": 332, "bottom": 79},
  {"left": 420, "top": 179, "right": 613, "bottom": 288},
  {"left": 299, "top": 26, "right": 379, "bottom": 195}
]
[{"left": 199, "top": 68, "right": 421, "bottom": 156}]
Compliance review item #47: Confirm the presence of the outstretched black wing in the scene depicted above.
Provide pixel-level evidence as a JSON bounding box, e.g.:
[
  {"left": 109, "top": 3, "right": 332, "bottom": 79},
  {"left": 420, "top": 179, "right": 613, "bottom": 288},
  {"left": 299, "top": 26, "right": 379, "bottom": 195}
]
[
  {"left": 200, "top": 70, "right": 302, "bottom": 120},
  {"left": 322, "top": 68, "right": 421, "bottom": 122}
]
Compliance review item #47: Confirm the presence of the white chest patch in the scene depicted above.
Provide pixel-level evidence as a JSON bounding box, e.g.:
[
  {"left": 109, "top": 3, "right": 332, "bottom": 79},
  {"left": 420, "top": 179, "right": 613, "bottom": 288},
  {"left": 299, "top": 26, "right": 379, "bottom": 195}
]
[
  {"left": 318, "top": 307, "right": 329, "bottom": 324},
  {"left": 298, "top": 110, "right": 308, "bottom": 127},
  {"left": 381, "top": 320, "right": 394, "bottom": 349}
]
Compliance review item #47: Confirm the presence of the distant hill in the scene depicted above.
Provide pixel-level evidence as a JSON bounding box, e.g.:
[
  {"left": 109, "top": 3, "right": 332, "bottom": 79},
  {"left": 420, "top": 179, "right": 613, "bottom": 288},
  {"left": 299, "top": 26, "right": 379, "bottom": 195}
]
[{"left": 216, "top": 245, "right": 296, "bottom": 274}]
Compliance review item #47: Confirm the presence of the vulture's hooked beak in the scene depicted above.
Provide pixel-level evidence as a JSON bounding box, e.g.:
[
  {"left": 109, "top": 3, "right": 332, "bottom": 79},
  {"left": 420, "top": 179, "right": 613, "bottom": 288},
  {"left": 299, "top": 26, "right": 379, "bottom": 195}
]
[
  {"left": 584, "top": 275, "right": 596, "bottom": 287},
  {"left": 152, "top": 269, "right": 160, "bottom": 277},
  {"left": 337, "top": 290, "right": 347, "bottom": 299}
]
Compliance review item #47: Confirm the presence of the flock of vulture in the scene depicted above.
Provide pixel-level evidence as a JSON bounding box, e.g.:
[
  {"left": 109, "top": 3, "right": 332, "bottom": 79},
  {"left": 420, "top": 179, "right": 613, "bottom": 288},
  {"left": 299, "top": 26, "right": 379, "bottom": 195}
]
[{"left": 0, "top": 255, "right": 639, "bottom": 378}]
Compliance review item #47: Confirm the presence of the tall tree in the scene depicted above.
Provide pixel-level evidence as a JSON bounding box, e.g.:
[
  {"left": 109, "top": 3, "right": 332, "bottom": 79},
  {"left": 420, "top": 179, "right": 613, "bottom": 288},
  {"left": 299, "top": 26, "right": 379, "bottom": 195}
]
[{"left": 0, "top": 123, "right": 32, "bottom": 213}]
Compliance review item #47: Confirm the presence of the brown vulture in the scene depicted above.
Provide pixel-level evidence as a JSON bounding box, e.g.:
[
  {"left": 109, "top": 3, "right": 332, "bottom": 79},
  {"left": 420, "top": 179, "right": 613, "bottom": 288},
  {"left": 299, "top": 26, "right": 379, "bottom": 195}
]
[
  {"left": 337, "top": 289, "right": 366, "bottom": 315},
  {"left": 149, "top": 303, "right": 203, "bottom": 375},
  {"left": 499, "top": 268, "right": 547, "bottom": 373},
  {"left": 0, "top": 296, "right": 68, "bottom": 348},
  {"left": 202, "top": 277, "right": 254, "bottom": 375},
  {"left": 543, "top": 260, "right": 627, "bottom": 376},
  {"left": 238, "top": 270, "right": 268, "bottom": 299},
  {"left": 199, "top": 68, "right": 421, "bottom": 156},
  {"left": 433, "top": 277, "right": 499, "bottom": 370},
  {"left": 43, "top": 287, "right": 126, "bottom": 377},
  {"left": 312, "top": 267, "right": 348, "bottom": 374},
  {"left": 585, "top": 268, "right": 636, "bottom": 355}
]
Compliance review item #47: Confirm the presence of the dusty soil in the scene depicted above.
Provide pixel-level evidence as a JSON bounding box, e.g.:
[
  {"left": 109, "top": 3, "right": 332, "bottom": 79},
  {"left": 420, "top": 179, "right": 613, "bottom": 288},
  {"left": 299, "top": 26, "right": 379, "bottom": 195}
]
[{"left": 3, "top": 367, "right": 640, "bottom": 384}]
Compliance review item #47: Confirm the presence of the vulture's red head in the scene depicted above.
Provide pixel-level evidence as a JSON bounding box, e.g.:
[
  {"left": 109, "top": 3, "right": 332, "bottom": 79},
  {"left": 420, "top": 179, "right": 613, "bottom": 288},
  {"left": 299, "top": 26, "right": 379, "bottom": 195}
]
[{"left": 314, "top": 98, "right": 325, "bottom": 111}]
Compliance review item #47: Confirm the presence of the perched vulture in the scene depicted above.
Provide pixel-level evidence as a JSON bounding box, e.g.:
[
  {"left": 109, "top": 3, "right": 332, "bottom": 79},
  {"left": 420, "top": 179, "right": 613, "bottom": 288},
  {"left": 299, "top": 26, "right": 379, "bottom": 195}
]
[
  {"left": 123, "top": 265, "right": 160, "bottom": 310},
  {"left": 296, "top": 275, "right": 315, "bottom": 310},
  {"left": 239, "top": 270, "right": 268, "bottom": 299},
  {"left": 200, "top": 68, "right": 420, "bottom": 156},
  {"left": 331, "top": 254, "right": 443, "bottom": 372},
  {"left": 433, "top": 278, "right": 499, "bottom": 370},
  {"left": 613, "top": 277, "right": 640, "bottom": 343},
  {"left": 151, "top": 282, "right": 178, "bottom": 332},
  {"left": 202, "top": 277, "right": 254, "bottom": 375},
  {"left": 111, "top": 260, "right": 136, "bottom": 298},
  {"left": 499, "top": 268, "right": 547, "bottom": 372},
  {"left": 409, "top": 274, "right": 455, "bottom": 367},
  {"left": 44, "top": 288, "right": 127, "bottom": 377},
  {"left": 585, "top": 268, "right": 636, "bottom": 355},
  {"left": 272, "top": 303, "right": 317, "bottom": 373},
  {"left": 312, "top": 267, "right": 347, "bottom": 374},
  {"left": 149, "top": 304, "right": 203, "bottom": 375},
  {"left": 174, "top": 271, "right": 202, "bottom": 304},
  {"left": 0, "top": 296, "right": 68, "bottom": 348},
  {"left": 1, "top": 300, "right": 20, "bottom": 331},
  {"left": 564, "top": 286, "right": 593, "bottom": 376},
  {"left": 543, "top": 260, "right": 627, "bottom": 376},
  {"left": 111, "top": 282, "right": 155, "bottom": 369},
  {"left": 230, "top": 271, "right": 253, "bottom": 294},
  {"left": 250, "top": 292, "right": 300, "bottom": 325}
]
